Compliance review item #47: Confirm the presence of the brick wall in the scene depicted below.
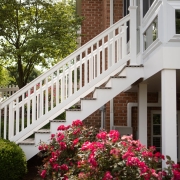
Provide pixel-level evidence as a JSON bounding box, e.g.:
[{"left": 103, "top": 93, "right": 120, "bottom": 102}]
[
  {"left": 81, "top": 0, "right": 104, "bottom": 45},
  {"left": 81, "top": 0, "right": 123, "bottom": 45},
  {"left": 113, "top": 0, "right": 123, "bottom": 23}
]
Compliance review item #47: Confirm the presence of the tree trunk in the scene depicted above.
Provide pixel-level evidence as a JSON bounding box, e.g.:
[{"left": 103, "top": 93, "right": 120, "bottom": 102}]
[{"left": 17, "top": 56, "right": 25, "bottom": 89}]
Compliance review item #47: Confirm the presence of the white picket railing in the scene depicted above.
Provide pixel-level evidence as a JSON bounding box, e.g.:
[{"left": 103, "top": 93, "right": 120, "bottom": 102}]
[
  {"left": 0, "top": 14, "right": 131, "bottom": 143},
  {"left": 0, "top": 85, "right": 19, "bottom": 102}
]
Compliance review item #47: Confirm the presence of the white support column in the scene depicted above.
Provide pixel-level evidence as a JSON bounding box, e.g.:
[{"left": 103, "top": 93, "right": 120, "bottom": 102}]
[
  {"left": 138, "top": 83, "right": 147, "bottom": 147},
  {"left": 161, "top": 69, "right": 177, "bottom": 167},
  {"left": 110, "top": 0, "right": 114, "bottom": 130},
  {"left": 129, "top": 1, "right": 137, "bottom": 65}
]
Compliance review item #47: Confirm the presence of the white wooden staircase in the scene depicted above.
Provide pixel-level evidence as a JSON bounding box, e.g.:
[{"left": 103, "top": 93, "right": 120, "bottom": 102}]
[
  {"left": 19, "top": 65, "right": 144, "bottom": 160},
  {"left": 0, "top": 13, "right": 144, "bottom": 160}
]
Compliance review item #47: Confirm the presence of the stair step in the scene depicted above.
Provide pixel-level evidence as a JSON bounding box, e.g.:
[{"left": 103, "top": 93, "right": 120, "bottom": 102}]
[
  {"left": 126, "top": 65, "right": 144, "bottom": 68},
  {"left": 95, "top": 87, "right": 111, "bottom": 89},
  {"left": 49, "top": 119, "right": 66, "bottom": 123},
  {"left": 50, "top": 119, "right": 68, "bottom": 133},
  {"left": 18, "top": 138, "right": 35, "bottom": 145},
  {"left": 80, "top": 97, "right": 96, "bottom": 100},
  {"left": 111, "top": 76, "right": 126, "bottom": 78},
  {"left": 104, "top": 76, "right": 127, "bottom": 87},
  {"left": 35, "top": 129, "right": 50, "bottom": 133},
  {"left": 66, "top": 109, "right": 81, "bottom": 111},
  {"left": 93, "top": 87, "right": 112, "bottom": 98}
]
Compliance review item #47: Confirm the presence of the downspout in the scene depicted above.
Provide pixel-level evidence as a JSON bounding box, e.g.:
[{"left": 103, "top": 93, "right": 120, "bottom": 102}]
[
  {"left": 110, "top": 0, "right": 114, "bottom": 130},
  {"left": 110, "top": 0, "right": 113, "bottom": 26},
  {"left": 100, "top": 105, "right": 106, "bottom": 129}
]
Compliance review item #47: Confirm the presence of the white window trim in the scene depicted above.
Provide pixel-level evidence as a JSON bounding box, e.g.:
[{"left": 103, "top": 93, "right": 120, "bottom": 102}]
[{"left": 151, "top": 110, "right": 180, "bottom": 161}]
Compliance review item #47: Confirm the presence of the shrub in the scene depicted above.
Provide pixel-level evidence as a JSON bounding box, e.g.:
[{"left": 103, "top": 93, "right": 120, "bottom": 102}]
[
  {"left": 38, "top": 120, "right": 180, "bottom": 180},
  {"left": 0, "top": 138, "right": 27, "bottom": 180}
]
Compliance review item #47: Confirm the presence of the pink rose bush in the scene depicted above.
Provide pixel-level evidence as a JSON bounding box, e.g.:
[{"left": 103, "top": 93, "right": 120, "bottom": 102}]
[{"left": 38, "top": 120, "right": 180, "bottom": 180}]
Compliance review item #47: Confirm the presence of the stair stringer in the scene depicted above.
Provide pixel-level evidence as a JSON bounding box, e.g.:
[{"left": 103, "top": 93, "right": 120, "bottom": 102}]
[{"left": 66, "top": 66, "right": 144, "bottom": 122}]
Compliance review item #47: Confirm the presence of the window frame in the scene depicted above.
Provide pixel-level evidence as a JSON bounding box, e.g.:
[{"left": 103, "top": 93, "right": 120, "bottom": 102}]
[
  {"left": 151, "top": 110, "right": 180, "bottom": 161},
  {"left": 175, "top": 9, "right": 180, "bottom": 34}
]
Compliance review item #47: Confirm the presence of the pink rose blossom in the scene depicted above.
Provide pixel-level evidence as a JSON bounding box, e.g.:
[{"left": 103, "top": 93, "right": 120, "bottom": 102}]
[
  {"left": 40, "top": 169, "right": 47, "bottom": 179},
  {"left": 96, "top": 131, "right": 107, "bottom": 140},
  {"left": 102, "top": 171, "right": 113, "bottom": 180},
  {"left": 60, "top": 164, "right": 69, "bottom": 171},
  {"left": 72, "top": 120, "right": 83, "bottom": 127}
]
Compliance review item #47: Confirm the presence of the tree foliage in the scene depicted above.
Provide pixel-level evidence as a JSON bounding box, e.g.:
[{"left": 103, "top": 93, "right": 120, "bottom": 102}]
[
  {"left": 0, "top": 66, "right": 15, "bottom": 86},
  {"left": 0, "top": 0, "right": 82, "bottom": 88}
]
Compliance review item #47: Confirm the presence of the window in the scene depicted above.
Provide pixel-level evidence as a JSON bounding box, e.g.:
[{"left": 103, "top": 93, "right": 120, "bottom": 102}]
[
  {"left": 152, "top": 113, "right": 161, "bottom": 153},
  {"left": 151, "top": 111, "right": 180, "bottom": 160},
  {"left": 176, "top": 10, "right": 180, "bottom": 34},
  {"left": 143, "top": 17, "right": 158, "bottom": 50},
  {"left": 123, "top": 0, "right": 130, "bottom": 16},
  {"left": 143, "top": 0, "right": 155, "bottom": 17}
]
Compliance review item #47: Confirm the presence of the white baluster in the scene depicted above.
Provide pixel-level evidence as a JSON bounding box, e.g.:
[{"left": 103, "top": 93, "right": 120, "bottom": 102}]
[
  {"left": 112, "top": 30, "right": 115, "bottom": 65},
  {"left": 45, "top": 77, "right": 49, "bottom": 113},
  {"left": 97, "top": 41, "right": 100, "bottom": 76},
  {"left": 56, "top": 70, "right": 60, "bottom": 105},
  {"left": 68, "top": 61, "right": 72, "bottom": 97},
  {"left": 108, "top": 33, "right": 111, "bottom": 68},
  {"left": 102, "top": 37, "right": 105, "bottom": 72},
  {"left": 121, "top": 26, "right": 128, "bottom": 58},
  {"left": 22, "top": 94, "right": 25, "bottom": 130},
  {"left": 84, "top": 51, "right": 87, "bottom": 85},
  {"left": 8, "top": 102, "right": 14, "bottom": 140},
  {"left": 51, "top": 74, "right": 53, "bottom": 109},
  {"left": 4, "top": 106, "right": 7, "bottom": 139},
  {"left": 79, "top": 53, "right": 82, "bottom": 88},
  {"left": 16, "top": 97, "right": 19, "bottom": 134},
  {"left": 74, "top": 57, "right": 77, "bottom": 91},
  {"left": 32, "top": 86, "right": 36, "bottom": 123},
  {"left": 61, "top": 66, "right": 65, "bottom": 102},
  {"left": 27, "top": 89, "right": 30, "bottom": 126},
  {"left": 40, "top": 81, "right": 43, "bottom": 117}
]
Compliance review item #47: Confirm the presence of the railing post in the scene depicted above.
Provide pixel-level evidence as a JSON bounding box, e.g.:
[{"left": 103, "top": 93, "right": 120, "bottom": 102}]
[{"left": 129, "top": 0, "right": 138, "bottom": 65}]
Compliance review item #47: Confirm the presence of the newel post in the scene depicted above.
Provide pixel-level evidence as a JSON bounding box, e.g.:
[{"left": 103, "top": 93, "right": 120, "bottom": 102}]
[{"left": 129, "top": 0, "right": 137, "bottom": 65}]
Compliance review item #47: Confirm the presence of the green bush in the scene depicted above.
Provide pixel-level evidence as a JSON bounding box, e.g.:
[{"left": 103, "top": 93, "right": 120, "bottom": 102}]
[{"left": 0, "top": 138, "right": 27, "bottom": 180}]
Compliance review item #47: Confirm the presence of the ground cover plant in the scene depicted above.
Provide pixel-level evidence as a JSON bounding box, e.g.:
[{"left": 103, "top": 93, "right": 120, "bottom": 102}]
[{"left": 38, "top": 120, "right": 180, "bottom": 180}]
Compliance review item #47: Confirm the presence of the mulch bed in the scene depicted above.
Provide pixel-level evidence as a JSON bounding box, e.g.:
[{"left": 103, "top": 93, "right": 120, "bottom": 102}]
[{"left": 23, "top": 155, "right": 43, "bottom": 180}]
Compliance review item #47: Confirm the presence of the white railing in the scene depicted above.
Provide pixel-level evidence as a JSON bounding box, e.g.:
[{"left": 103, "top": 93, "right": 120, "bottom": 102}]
[
  {"left": 0, "top": 85, "right": 19, "bottom": 102},
  {"left": 0, "top": 14, "right": 130, "bottom": 143}
]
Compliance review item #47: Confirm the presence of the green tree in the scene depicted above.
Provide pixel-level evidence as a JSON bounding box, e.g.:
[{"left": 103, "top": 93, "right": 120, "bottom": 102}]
[
  {"left": 0, "top": 66, "right": 15, "bottom": 86},
  {"left": 0, "top": 0, "right": 82, "bottom": 88}
]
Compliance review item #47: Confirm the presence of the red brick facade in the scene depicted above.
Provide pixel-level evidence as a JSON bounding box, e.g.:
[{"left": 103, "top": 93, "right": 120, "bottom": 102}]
[{"left": 81, "top": 0, "right": 123, "bottom": 45}]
